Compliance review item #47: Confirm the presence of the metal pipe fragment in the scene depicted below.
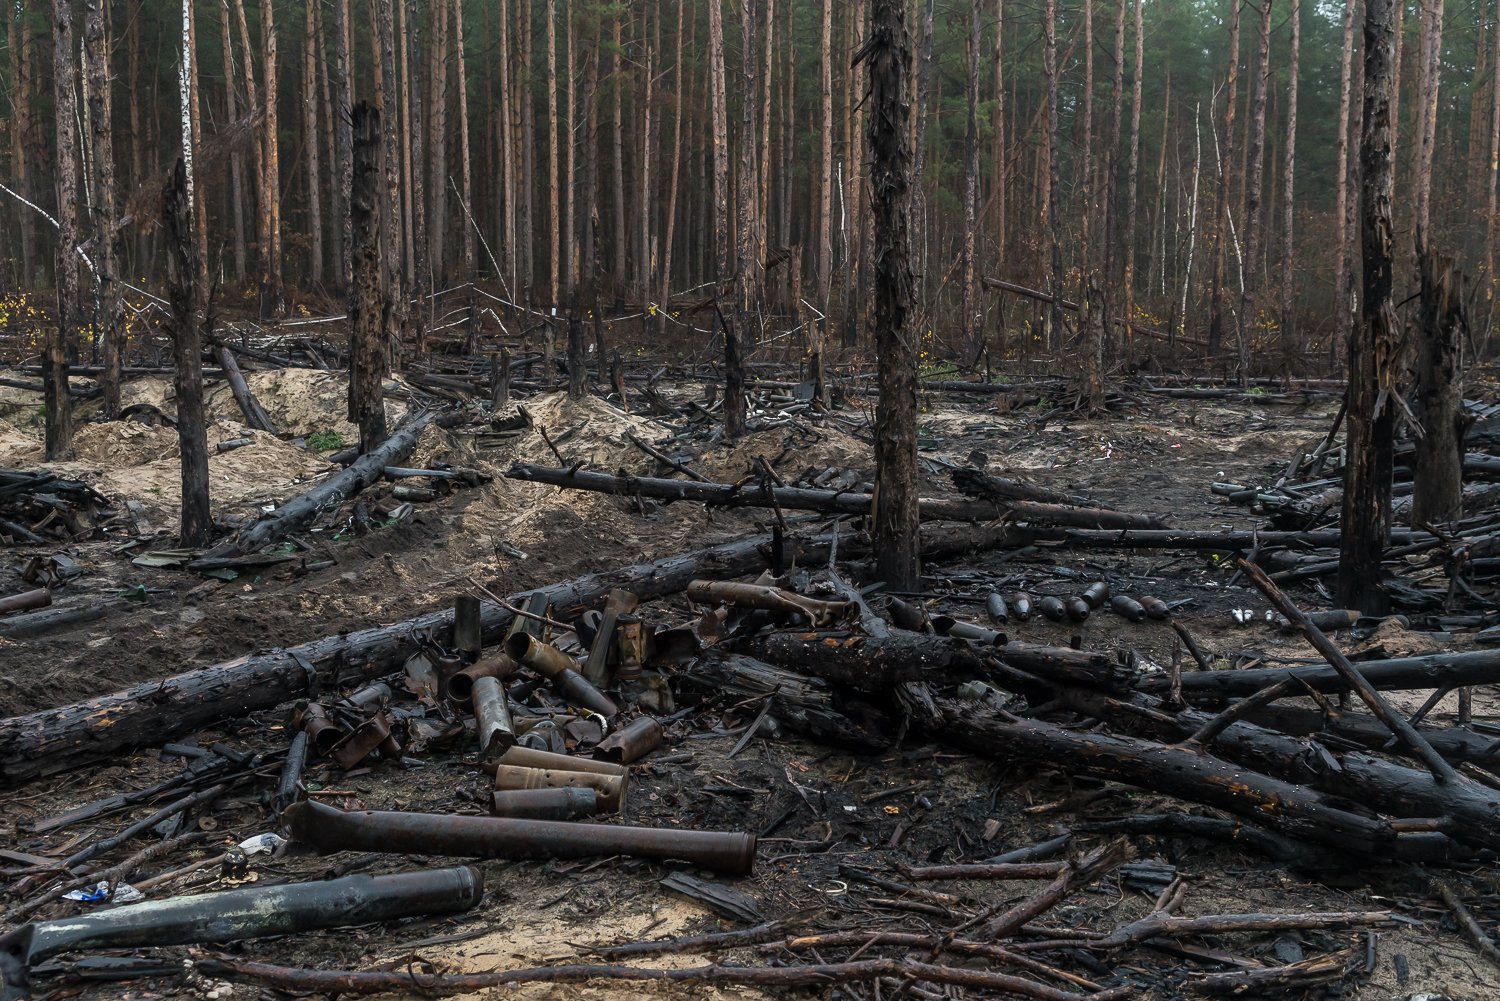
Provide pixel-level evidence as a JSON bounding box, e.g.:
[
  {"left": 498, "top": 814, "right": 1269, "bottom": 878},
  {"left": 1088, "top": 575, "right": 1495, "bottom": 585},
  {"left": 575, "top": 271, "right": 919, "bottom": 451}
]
[
  {"left": 495, "top": 745, "right": 627, "bottom": 777},
  {"left": 2, "top": 867, "right": 482, "bottom": 997},
  {"left": 491, "top": 788, "right": 599, "bottom": 820},
  {"left": 506, "top": 634, "right": 618, "bottom": 716},
  {"left": 292, "top": 703, "right": 343, "bottom": 756},
  {"left": 595, "top": 717, "right": 663, "bottom": 764},
  {"left": 446, "top": 653, "right": 519, "bottom": 705},
  {"left": 492, "top": 764, "right": 626, "bottom": 813},
  {"left": 583, "top": 588, "right": 639, "bottom": 687},
  {"left": 274, "top": 730, "right": 309, "bottom": 814},
  {"left": 283, "top": 800, "right": 756, "bottom": 876},
  {"left": 472, "top": 675, "right": 516, "bottom": 755}
]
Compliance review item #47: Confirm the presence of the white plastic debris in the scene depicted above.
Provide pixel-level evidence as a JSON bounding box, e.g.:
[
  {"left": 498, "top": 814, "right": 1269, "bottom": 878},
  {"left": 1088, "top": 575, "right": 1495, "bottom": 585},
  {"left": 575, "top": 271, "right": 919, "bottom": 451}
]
[{"left": 237, "top": 832, "right": 288, "bottom": 856}]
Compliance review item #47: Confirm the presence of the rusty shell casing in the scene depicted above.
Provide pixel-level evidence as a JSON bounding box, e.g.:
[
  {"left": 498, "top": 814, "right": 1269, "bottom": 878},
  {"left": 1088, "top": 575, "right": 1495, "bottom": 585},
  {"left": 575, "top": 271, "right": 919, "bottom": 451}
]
[
  {"left": 343, "top": 682, "right": 392, "bottom": 710},
  {"left": 492, "top": 764, "right": 626, "bottom": 813},
  {"left": 491, "top": 787, "right": 599, "bottom": 820},
  {"left": 1110, "top": 595, "right": 1147, "bottom": 623},
  {"left": 505, "top": 633, "right": 580, "bottom": 680},
  {"left": 333, "top": 710, "right": 400, "bottom": 769},
  {"left": 554, "top": 667, "right": 620, "bottom": 716},
  {"left": 1140, "top": 596, "right": 1171, "bottom": 620},
  {"left": 495, "top": 745, "right": 627, "bottom": 778},
  {"left": 283, "top": 799, "right": 756, "bottom": 876},
  {"left": 1009, "top": 592, "right": 1033, "bottom": 621},
  {"left": 472, "top": 675, "right": 517, "bottom": 756},
  {"left": 614, "top": 614, "right": 647, "bottom": 680},
  {"left": 1037, "top": 597, "right": 1068, "bottom": 623},
  {"left": 23, "top": 865, "right": 482, "bottom": 964},
  {"left": 884, "top": 596, "right": 928, "bottom": 631},
  {"left": 931, "top": 615, "right": 1006, "bottom": 646},
  {"left": 1064, "top": 597, "right": 1091, "bottom": 622},
  {"left": 446, "top": 653, "right": 519, "bottom": 705},
  {"left": 292, "top": 702, "right": 344, "bottom": 756},
  {"left": 985, "top": 592, "right": 1008, "bottom": 625},
  {"left": 1080, "top": 582, "right": 1111, "bottom": 609},
  {"left": 594, "top": 717, "right": 663, "bottom": 764}
]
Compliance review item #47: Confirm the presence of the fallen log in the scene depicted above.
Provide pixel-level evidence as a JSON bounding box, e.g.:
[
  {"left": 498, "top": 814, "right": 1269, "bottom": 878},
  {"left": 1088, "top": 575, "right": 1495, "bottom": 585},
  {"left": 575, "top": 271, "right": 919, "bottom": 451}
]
[
  {"left": 0, "top": 525, "right": 1005, "bottom": 785},
  {"left": 950, "top": 468, "right": 1104, "bottom": 509},
  {"left": 980, "top": 275, "right": 1207, "bottom": 348},
  {"left": 205, "top": 410, "right": 435, "bottom": 558},
  {"left": 920, "top": 702, "right": 1462, "bottom": 861},
  {"left": 1243, "top": 705, "right": 1500, "bottom": 770},
  {"left": 1152, "top": 648, "right": 1500, "bottom": 700},
  {"left": 676, "top": 654, "right": 896, "bottom": 751},
  {"left": 749, "top": 629, "right": 1138, "bottom": 694},
  {"left": 1015, "top": 527, "right": 1441, "bottom": 550},
  {"left": 505, "top": 464, "right": 1166, "bottom": 530},
  {"left": 214, "top": 345, "right": 277, "bottom": 433}
]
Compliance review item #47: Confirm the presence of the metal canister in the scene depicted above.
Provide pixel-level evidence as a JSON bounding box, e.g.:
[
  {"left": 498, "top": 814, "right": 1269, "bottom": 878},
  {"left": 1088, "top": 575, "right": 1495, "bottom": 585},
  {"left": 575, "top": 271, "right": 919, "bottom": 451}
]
[
  {"left": 491, "top": 764, "right": 626, "bottom": 813},
  {"left": 491, "top": 787, "right": 599, "bottom": 820},
  {"left": 594, "top": 717, "right": 663, "bottom": 764}
]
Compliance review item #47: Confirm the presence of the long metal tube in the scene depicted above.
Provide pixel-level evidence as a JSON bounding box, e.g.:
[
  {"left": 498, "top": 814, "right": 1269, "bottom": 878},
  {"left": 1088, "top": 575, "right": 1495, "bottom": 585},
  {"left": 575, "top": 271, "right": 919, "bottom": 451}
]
[
  {"left": 23, "top": 867, "right": 482, "bottom": 962},
  {"left": 283, "top": 800, "right": 756, "bottom": 876}
]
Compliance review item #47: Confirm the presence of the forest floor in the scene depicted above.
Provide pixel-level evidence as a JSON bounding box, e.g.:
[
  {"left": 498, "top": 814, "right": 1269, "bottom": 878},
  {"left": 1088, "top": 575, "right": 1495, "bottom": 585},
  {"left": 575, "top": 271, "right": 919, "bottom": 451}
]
[{"left": 1, "top": 367, "right": 1497, "bottom": 1000}]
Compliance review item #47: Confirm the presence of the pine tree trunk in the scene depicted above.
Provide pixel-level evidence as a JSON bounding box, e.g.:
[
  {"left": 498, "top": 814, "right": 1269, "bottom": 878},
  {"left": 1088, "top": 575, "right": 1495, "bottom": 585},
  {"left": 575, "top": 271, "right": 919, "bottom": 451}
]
[
  {"left": 707, "top": 0, "right": 743, "bottom": 435},
  {"left": 498, "top": 0, "right": 516, "bottom": 294},
  {"left": 959, "top": 0, "right": 981, "bottom": 356},
  {"left": 6, "top": 4, "right": 35, "bottom": 282},
  {"left": 1411, "top": 0, "right": 1444, "bottom": 262},
  {"left": 993, "top": 0, "right": 1005, "bottom": 279},
  {"left": 1123, "top": 0, "right": 1143, "bottom": 353},
  {"left": 1207, "top": 0, "right": 1242, "bottom": 356},
  {"left": 303, "top": 0, "right": 324, "bottom": 288},
  {"left": 660, "top": 0, "right": 686, "bottom": 324},
  {"left": 46, "top": 0, "right": 77, "bottom": 458},
  {"left": 818, "top": 0, "right": 834, "bottom": 365},
  {"left": 396, "top": 0, "right": 414, "bottom": 282},
  {"left": 454, "top": 0, "right": 473, "bottom": 279},
  {"left": 316, "top": 4, "right": 340, "bottom": 293},
  {"left": 375, "top": 0, "right": 404, "bottom": 346},
  {"left": 1340, "top": 0, "right": 1397, "bottom": 615},
  {"left": 638, "top": 7, "right": 656, "bottom": 307},
  {"left": 1236, "top": 0, "right": 1274, "bottom": 383},
  {"left": 261, "top": 0, "right": 283, "bottom": 318},
  {"left": 546, "top": 0, "right": 560, "bottom": 306},
  {"left": 1081, "top": 0, "right": 1100, "bottom": 408},
  {"left": 405, "top": 0, "right": 426, "bottom": 348},
  {"left": 735, "top": 0, "right": 762, "bottom": 356},
  {"left": 609, "top": 12, "right": 627, "bottom": 302},
  {"left": 163, "top": 159, "right": 211, "bottom": 547},
  {"left": 334, "top": 0, "right": 354, "bottom": 292},
  {"left": 517, "top": 0, "right": 534, "bottom": 300},
  {"left": 219, "top": 1, "right": 247, "bottom": 284},
  {"left": 1042, "top": 0, "right": 1063, "bottom": 350},
  {"left": 83, "top": 0, "right": 122, "bottom": 421},
  {"left": 429, "top": 0, "right": 449, "bottom": 292},
  {"left": 1412, "top": 251, "right": 1465, "bottom": 525},
  {"left": 866, "top": 0, "right": 919, "bottom": 591},
  {"left": 1280, "top": 0, "right": 1300, "bottom": 350},
  {"left": 562, "top": 5, "right": 577, "bottom": 298},
  {"left": 1332, "top": 0, "right": 1358, "bottom": 357},
  {"left": 348, "top": 103, "right": 389, "bottom": 454},
  {"left": 1489, "top": 0, "right": 1500, "bottom": 332}
]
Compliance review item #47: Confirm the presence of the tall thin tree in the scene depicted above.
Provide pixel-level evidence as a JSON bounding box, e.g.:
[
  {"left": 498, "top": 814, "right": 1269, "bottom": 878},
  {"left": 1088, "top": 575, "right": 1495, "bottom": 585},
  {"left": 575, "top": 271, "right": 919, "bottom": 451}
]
[
  {"left": 46, "top": 0, "right": 77, "bottom": 458},
  {"left": 83, "top": 0, "right": 122, "bottom": 419}
]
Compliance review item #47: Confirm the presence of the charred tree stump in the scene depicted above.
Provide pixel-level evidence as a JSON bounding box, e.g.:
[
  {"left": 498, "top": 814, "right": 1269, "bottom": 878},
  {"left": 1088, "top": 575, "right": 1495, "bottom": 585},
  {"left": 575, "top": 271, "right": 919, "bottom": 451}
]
[
  {"left": 348, "top": 102, "right": 389, "bottom": 453},
  {"left": 163, "top": 158, "right": 213, "bottom": 548},
  {"left": 492, "top": 346, "right": 511, "bottom": 410},
  {"left": 1412, "top": 251, "right": 1466, "bottom": 524}
]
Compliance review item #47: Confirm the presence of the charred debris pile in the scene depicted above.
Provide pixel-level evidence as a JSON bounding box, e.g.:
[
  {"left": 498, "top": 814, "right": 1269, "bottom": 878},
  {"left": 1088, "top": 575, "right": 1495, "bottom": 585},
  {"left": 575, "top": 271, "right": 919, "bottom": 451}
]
[{"left": 2, "top": 383, "right": 1500, "bottom": 997}]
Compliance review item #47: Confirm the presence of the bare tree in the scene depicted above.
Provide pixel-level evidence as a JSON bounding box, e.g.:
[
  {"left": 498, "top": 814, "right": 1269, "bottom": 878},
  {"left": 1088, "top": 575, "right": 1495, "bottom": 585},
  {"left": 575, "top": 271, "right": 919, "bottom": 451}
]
[
  {"left": 303, "top": 0, "right": 324, "bottom": 288},
  {"left": 1340, "top": 0, "right": 1398, "bottom": 614},
  {"left": 46, "top": 0, "right": 77, "bottom": 459},
  {"left": 261, "top": 0, "right": 284, "bottom": 318},
  {"left": 1236, "top": 0, "right": 1274, "bottom": 383},
  {"left": 1207, "top": 0, "right": 1243, "bottom": 356},
  {"left": 959, "top": 0, "right": 981, "bottom": 356},
  {"left": 348, "top": 102, "right": 390, "bottom": 453},
  {"left": 83, "top": 0, "right": 122, "bottom": 419},
  {"left": 1042, "top": 0, "right": 1063, "bottom": 349},
  {"left": 1280, "top": 0, "right": 1300, "bottom": 346},
  {"left": 708, "top": 0, "right": 745, "bottom": 436},
  {"left": 163, "top": 158, "right": 212, "bottom": 548},
  {"left": 863, "top": 0, "right": 920, "bottom": 590},
  {"left": 1332, "top": 0, "right": 1359, "bottom": 355}
]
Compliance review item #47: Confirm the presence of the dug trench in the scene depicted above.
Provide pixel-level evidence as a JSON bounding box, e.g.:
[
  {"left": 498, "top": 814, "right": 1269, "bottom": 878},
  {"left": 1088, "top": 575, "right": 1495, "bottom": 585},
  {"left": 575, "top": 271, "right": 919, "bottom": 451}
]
[{"left": 1, "top": 370, "right": 1497, "bottom": 1000}]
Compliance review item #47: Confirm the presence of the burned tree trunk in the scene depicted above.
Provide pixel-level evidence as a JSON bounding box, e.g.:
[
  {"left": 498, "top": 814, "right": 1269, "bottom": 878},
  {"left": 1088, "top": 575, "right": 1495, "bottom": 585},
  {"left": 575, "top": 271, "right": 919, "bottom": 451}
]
[
  {"left": 46, "top": 0, "right": 78, "bottom": 460},
  {"left": 567, "top": 313, "right": 586, "bottom": 400},
  {"left": 349, "top": 102, "right": 389, "bottom": 454},
  {"left": 163, "top": 159, "right": 212, "bottom": 548},
  {"left": 1339, "top": 0, "right": 1399, "bottom": 614},
  {"left": 83, "top": 0, "right": 122, "bottom": 421},
  {"left": 1411, "top": 251, "right": 1466, "bottom": 525},
  {"left": 865, "top": 0, "right": 921, "bottom": 591}
]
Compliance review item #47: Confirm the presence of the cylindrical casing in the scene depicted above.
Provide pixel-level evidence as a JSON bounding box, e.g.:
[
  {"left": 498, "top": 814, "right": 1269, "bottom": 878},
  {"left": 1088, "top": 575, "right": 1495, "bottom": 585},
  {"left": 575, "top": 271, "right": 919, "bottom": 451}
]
[
  {"left": 506, "top": 633, "right": 579, "bottom": 680},
  {"left": 1110, "top": 595, "right": 1147, "bottom": 622},
  {"left": 344, "top": 682, "right": 391, "bottom": 710},
  {"left": 594, "top": 717, "right": 663, "bottom": 764},
  {"left": 447, "top": 653, "right": 518, "bottom": 705},
  {"left": 1064, "top": 597, "right": 1091, "bottom": 622},
  {"left": 1080, "top": 582, "right": 1110, "bottom": 609},
  {"left": 931, "top": 616, "right": 1006, "bottom": 645},
  {"left": 1037, "top": 597, "right": 1068, "bottom": 622},
  {"left": 432, "top": 654, "right": 465, "bottom": 693},
  {"left": 491, "top": 787, "right": 599, "bottom": 820},
  {"left": 986, "top": 592, "right": 1008, "bottom": 624},
  {"left": 1009, "top": 593, "right": 1033, "bottom": 621},
  {"left": 453, "top": 595, "right": 483, "bottom": 659},
  {"left": 293, "top": 703, "right": 344, "bottom": 756},
  {"left": 1140, "top": 596, "right": 1171, "bottom": 620},
  {"left": 472, "top": 676, "right": 516, "bottom": 755},
  {"left": 0, "top": 588, "right": 50, "bottom": 614},
  {"left": 274, "top": 730, "right": 309, "bottom": 814},
  {"left": 615, "top": 615, "right": 647, "bottom": 673},
  {"left": 492, "top": 764, "right": 626, "bottom": 813},
  {"left": 495, "top": 745, "right": 627, "bottom": 778},
  {"left": 24, "top": 866, "right": 483, "bottom": 962},
  {"left": 885, "top": 596, "right": 928, "bottom": 631},
  {"left": 554, "top": 667, "right": 620, "bottom": 716},
  {"left": 283, "top": 800, "right": 756, "bottom": 876}
]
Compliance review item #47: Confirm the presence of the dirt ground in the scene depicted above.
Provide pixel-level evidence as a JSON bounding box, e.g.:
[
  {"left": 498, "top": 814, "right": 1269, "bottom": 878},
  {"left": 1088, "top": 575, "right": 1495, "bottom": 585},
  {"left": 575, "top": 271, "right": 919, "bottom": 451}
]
[{"left": 2, "top": 368, "right": 1498, "bottom": 1000}]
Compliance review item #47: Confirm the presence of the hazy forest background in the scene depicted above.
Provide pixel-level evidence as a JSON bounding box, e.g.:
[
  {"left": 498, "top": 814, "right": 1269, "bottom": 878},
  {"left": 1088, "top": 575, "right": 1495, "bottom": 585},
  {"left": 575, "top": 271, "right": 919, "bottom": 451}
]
[{"left": 0, "top": 0, "right": 1490, "bottom": 377}]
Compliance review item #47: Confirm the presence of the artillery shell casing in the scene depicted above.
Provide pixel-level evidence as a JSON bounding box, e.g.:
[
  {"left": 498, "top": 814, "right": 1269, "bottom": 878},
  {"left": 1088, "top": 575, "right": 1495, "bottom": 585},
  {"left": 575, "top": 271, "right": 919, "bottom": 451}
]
[
  {"left": 1110, "top": 595, "right": 1147, "bottom": 622},
  {"left": 986, "top": 592, "right": 1009, "bottom": 624},
  {"left": 495, "top": 745, "right": 628, "bottom": 778},
  {"left": 1140, "top": 596, "right": 1171, "bottom": 620},
  {"left": 594, "top": 716, "right": 664, "bottom": 764},
  {"left": 1080, "top": 582, "right": 1110, "bottom": 609},
  {"left": 1037, "top": 596, "right": 1068, "bottom": 622},
  {"left": 445, "top": 653, "right": 519, "bottom": 705},
  {"left": 492, "top": 764, "right": 626, "bottom": 813},
  {"left": 1009, "top": 593, "right": 1033, "bottom": 621},
  {"left": 1064, "top": 597, "right": 1091, "bottom": 622},
  {"left": 491, "top": 787, "right": 599, "bottom": 820}
]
